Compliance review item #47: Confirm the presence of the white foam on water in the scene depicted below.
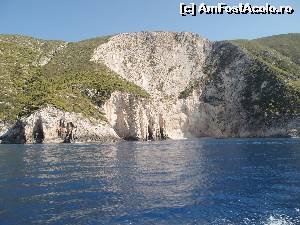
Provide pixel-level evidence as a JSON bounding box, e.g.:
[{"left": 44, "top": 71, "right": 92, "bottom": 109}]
[{"left": 264, "top": 215, "right": 294, "bottom": 225}]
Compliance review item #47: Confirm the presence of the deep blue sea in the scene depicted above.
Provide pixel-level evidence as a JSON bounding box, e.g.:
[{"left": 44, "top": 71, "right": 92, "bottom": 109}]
[{"left": 0, "top": 138, "right": 300, "bottom": 225}]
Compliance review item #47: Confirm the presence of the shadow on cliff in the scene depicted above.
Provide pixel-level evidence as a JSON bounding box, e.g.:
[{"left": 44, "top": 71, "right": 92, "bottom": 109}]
[
  {"left": 57, "top": 119, "right": 76, "bottom": 143},
  {"left": 0, "top": 120, "right": 26, "bottom": 144},
  {"left": 112, "top": 95, "right": 167, "bottom": 141},
  {"left": 113, "top": 97, "right": 137, "bottom": 141}
]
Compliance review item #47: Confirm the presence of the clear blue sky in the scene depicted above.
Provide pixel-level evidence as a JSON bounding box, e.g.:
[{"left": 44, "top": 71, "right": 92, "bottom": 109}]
[{"left": 0, "top": 0, "right": 299, "bottom": 41}]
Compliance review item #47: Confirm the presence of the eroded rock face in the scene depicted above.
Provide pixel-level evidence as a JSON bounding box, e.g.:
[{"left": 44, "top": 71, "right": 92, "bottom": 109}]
[
  {"left": 92, "top": 32, "right": 211, "bottom": 98},
  {"left": 199, "top": 41, "right": 300, "bottom": 137},
  {"left": 94, "top": 32, "right": 243, "bottom": 139},
  {"left": 0, "top": 106, "right": 119, "bottom": 144},
  {"left": 94, "top": 32, "right": 209, "bottom": 140},
  {"left": 102, "top": 91, "right": 203, "bottom": 140},
  {"left": 95, "top": 32, "right": 299, "bottom": 139}
]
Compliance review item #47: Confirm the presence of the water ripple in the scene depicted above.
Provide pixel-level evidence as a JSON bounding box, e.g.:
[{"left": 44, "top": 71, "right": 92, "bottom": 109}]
[{"left": 0, "top": 138, "right": 299, "bottom": 224}]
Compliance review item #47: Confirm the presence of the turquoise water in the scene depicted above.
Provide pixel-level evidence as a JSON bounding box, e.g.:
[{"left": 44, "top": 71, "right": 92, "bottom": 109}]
[{"left": 0, "top": 139, "right": 300, "bottom": 225}]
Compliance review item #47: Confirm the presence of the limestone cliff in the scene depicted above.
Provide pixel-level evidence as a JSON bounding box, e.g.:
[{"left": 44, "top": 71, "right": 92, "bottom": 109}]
[
  {"left": 96, "top": 32, "right": 211, "bottom": 139},
  {"left": 0, "top": 32, "right": 299, "bottom": 143}
]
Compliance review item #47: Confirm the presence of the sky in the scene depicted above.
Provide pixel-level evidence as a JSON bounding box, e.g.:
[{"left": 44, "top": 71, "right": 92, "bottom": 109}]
[{"left": 0, "top": 0, "right": 299, "bottom": 41}]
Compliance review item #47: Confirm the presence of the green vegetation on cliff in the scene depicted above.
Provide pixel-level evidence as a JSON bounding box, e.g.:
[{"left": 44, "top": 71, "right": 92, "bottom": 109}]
[
  {"left": 255, "top": 33, "right": 300, "bottom": 66},
  {"left": 231, "top": 33, "right": 300, "bottom": 122},
  {"left": 0, "top": 35, "right": 149, "bottom": 123}
]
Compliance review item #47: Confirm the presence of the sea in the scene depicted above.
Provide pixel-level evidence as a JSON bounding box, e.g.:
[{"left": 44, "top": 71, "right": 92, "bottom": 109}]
[{"left": 0, "top": 138, "right": 299, "bottom": 225}]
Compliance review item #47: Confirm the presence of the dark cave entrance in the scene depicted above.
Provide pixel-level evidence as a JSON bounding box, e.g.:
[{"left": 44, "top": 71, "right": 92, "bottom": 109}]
[
  {"left": 33, "top": 117, "right": 45, "bottom": 143},
  {"left": 160, "top": 127, "right": 166, "bottom": 140},
  {"left": 148, "top": 125, "right": 154, "bottom": 141},
  {"left": 63, "top": 122, "right": 75, "bottom": 143}
]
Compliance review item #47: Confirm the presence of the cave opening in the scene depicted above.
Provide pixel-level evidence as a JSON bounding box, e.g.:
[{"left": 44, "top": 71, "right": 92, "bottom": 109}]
[
  {"left": 158, "top": 114, "right": 167, "bottom": 140},
  {"left": 160, "top": 127, "right": 166, "bottom": 140},
  {"left": 33, "top": 117, "right": 45, "bottom": 144},
  {"left": 63, "top": 122, "right": 75, "bottom": 143},
  {"left": 58, "top": 119, "right": 65, "bottom": 138},
  {"left": 148, "top": 125, "right": 154, "bottom": 141}
]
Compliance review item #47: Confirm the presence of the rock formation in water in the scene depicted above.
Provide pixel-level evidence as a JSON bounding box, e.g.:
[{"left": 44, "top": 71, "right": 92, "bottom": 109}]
[{"left": 0, "top": 32, "right": 299, "bottom": 143}]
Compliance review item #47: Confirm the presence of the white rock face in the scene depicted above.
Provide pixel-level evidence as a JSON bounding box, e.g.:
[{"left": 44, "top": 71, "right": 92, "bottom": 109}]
[
  {"left": 102, "top": 91, "right": 203, "bottom": 140},
  {"left": 95, "top": 32, "right": 212, "bottom": 139},
  {"left": 0, "top": 122, "right": 9, "bottom": 138},
  {"left": 93, "top": 32, "right": 246, "bottom": 139},
  {"left": 92, "top": 32, "right": 211, "bottom": 98},
  {"left": 1, "top": 105, "right": 119, "bottom": 144}
]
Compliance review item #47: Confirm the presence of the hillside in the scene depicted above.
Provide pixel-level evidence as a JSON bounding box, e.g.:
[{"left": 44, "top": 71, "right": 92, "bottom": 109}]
[
  {"left": 232, "top": 33, "right": 300, "bottom": 85},
  {"left": 255, "top": 33, "right": 300, "bottom": 66},
  {"left": 230, "top": 33, "right": 300, "bottom": 124},
  {"left": 0, "top": 35, "right": 148, "bottom": 123}
]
